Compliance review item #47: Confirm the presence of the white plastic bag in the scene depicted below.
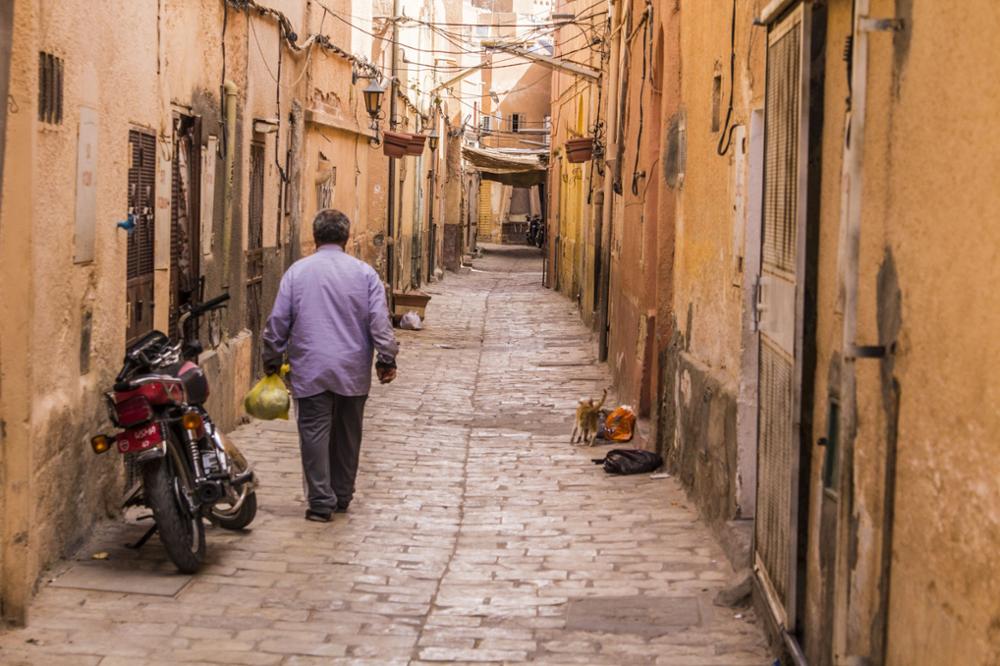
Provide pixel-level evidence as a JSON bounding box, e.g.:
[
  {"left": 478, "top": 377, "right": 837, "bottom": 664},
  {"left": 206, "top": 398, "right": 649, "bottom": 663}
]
[{"left": 399, "top": 311, "right": 423, "bottom": 330}]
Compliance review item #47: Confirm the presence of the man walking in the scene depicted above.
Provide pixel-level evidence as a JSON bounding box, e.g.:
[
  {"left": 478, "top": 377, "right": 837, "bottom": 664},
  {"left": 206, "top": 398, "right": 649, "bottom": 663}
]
[{"left": 262, "top": 209, "right": 399, "bottom": 522}]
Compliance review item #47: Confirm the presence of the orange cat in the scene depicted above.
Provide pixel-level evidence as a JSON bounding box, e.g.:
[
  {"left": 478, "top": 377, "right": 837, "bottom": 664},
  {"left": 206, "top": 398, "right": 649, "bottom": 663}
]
[{"left": 571, "top": 388, "right": 608, "bottom": 446}]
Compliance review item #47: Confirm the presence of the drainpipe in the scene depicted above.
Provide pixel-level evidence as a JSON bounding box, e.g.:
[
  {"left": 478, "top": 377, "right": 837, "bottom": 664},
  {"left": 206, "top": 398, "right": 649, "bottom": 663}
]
[
  {"left": 386, "top": 0, "right": 400, "bottom": 296},
  {"left": 838, "top": 0, "right": 870, "bottom": 658},
  {"left": 837, "top": 2, "right": 905, "bottom": 660},
  {"left": 222, "top": 79, "right": 238, "bottom": 291},
  {"left": 0, "top": 0, "right": 13, "bottom": 210},
  {"left": 598, "top": 0, "right": 624, "bottom": 361}
]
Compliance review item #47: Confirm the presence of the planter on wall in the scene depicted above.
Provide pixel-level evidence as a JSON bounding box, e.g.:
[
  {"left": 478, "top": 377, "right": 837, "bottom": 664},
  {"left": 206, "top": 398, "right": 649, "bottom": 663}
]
[
  {"left": 392, "top": 290, "right": 432, "bottom": 318},
  {"left": 383, "top": 131, "right": 410, "bottom": 158},
  {"left": 405, "top": 133, "right": 427, "bottom": 156},
  {"left": 565, "top": 137, "right": 595, "bottom": 163}
]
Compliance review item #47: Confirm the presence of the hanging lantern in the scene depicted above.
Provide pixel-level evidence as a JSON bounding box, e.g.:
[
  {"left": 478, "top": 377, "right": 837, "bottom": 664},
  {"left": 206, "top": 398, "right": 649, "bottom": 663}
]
[
  {"left": 363, "top": 80, "right": 384, "bottom": 119},
  {"left": 428, "top": 129, "right": 440, "bottom": 152}
]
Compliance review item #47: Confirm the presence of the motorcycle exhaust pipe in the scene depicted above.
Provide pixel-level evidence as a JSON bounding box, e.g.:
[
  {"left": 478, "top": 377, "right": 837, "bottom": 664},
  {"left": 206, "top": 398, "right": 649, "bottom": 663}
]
[{"left": 196, "top": 481, "right": 223, "bottom": 504}]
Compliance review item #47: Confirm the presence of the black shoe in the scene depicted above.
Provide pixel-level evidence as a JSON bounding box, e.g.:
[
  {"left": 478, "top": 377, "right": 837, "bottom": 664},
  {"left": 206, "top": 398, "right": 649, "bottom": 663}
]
[
  {"left": 334, "top": 502, "right": 350, "bottom": 514},
  {"left": 305, "top": 509, "right": 333, "bottom": 522}
]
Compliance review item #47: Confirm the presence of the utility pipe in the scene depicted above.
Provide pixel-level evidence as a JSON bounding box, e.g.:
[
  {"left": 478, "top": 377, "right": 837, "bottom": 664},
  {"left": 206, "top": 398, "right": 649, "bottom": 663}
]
[
  {"left": 222, "top": 79, "right": 237, "bottom": 290},
  {"left": 598, "top": 0, "right": 624, "bottom": 360},
  {"left": 385, "top": 0, "right": 400, "bottom": 294},
  {"left": 835, "top": 0, "right": 870, "bottom": 659},
  {"left": 0, "top": 0, "right": 13, "bottom": 211}
]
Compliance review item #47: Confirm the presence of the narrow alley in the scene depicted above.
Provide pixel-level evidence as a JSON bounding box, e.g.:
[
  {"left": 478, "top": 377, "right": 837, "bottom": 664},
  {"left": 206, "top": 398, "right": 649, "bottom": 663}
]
[{"left": 0, "top": 246, "right": 768, "bottom": 665}]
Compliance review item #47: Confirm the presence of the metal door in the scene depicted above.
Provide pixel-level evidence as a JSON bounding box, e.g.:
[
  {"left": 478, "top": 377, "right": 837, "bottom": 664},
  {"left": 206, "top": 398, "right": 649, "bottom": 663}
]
[
  {"left": 169, "top": 115, "right": 201, "bottom": 338},
  {"left": 754, "top": 2, "right": 811, "bottom": 633},
  {"left": 246, "top": 141, "right": 265, "bottom": 379}
]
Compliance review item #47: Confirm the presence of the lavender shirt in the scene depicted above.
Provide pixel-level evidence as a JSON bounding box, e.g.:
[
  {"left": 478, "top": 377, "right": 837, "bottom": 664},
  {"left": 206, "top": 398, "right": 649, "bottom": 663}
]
[{"left": 262, "top": 245, "right": 399, "bottom": 398}]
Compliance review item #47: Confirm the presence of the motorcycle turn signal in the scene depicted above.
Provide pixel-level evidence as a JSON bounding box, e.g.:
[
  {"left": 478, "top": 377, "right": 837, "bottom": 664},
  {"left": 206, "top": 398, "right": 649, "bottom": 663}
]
[
  {"left": 91, "top": 434, "right": 113, "bottom": 454},
  {"left": 181, "top": 411, "right": 204, "bottom": 431}
]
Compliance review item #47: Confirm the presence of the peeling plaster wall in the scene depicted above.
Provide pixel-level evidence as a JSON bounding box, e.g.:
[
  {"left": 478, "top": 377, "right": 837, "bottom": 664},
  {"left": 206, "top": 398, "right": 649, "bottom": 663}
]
[{"left": 655, "top": 0, "right": 764, "bottom": 534}]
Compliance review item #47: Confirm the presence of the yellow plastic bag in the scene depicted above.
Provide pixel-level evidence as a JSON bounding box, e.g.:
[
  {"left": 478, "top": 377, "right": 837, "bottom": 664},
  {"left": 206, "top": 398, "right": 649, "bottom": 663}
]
[{"left": 244, "top": 366, "right": 290, "bottom": 420}]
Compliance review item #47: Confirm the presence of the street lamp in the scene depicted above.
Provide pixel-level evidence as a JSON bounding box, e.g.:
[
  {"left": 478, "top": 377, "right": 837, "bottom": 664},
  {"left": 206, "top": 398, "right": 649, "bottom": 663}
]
[
  {"left": 363, "top": 80, "right": 384, "bottom": 119},
  {"left": 361, "top": 79, "right": 385, "bottom": 146},
  {"left": 428, "top": 129, "right": 439, "bottom": 152}
]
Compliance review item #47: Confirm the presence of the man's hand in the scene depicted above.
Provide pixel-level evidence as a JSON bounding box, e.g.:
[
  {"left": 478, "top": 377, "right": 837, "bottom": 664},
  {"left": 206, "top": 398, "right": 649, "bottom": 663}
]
[{"left": 376, "top": 365, "right": 397, "bottom": 384}]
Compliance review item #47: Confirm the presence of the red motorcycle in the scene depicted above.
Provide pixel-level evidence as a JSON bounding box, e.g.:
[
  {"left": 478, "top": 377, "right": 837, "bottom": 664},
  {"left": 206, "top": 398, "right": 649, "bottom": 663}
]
[{"left": 91, "top": 293, "right": 258, "bottom": 573}]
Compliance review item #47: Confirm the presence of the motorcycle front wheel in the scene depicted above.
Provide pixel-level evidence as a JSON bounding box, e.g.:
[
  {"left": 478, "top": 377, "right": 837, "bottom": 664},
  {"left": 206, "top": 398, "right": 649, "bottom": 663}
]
[{"left": 142, "top": 448, "right": 205, "bottom": 574}]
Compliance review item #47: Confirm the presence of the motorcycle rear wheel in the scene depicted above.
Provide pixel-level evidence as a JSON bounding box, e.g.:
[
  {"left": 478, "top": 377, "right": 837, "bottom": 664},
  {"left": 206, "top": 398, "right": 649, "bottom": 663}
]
[
  {"left": 211, "top": 490, "right": 257, "bottom": 531},
  {"left": 142, "top": 452, "right": 205, "bottom": 574},
  {"left": 210, "top": 439, "right": 258, "bottom": 530}
]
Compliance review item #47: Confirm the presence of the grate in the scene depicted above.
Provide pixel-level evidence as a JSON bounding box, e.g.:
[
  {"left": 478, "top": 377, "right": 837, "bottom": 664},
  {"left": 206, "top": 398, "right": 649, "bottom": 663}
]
[
  {"left": 126, "top": 130, "right": 157, "bottom": 344},
  {"left": 756, "top": 339, "right": 794, "bottom": 604},
  {"left": 762, "top": 23, "right": 801, "bottom": 274},
  {"left": 477, "top": 180, "right": 493, "bottom": 240},
  {"left": 38, "top": 51, "right": 63, "bottom": 124}
]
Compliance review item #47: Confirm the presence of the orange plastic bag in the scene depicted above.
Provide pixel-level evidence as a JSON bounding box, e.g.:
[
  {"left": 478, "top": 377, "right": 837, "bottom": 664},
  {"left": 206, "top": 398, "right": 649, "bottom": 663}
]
[{"left": 603, "top": 405, "right": 636, "bottom": 442}]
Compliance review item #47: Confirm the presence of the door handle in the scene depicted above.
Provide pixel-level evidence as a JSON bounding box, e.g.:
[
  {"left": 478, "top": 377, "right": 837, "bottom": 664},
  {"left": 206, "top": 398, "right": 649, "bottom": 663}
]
[{"left": 753, "top": 277, "right": 764, "bottom": 332}]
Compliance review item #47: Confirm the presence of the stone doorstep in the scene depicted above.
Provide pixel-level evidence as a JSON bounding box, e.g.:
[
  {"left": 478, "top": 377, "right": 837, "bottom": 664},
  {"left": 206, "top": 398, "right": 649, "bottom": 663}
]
[{"left": 48, "top": 562, "right": 192, "bottom": 597}]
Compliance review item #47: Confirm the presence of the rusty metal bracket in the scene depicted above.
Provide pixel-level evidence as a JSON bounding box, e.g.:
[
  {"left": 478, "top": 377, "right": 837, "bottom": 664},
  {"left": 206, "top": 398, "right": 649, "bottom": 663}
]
[
  {"left": 859, "top": 17, "right": 904, "bottom": 32},
  {"left": 847, "top": 344, "right": 888, "bottom": 359}
]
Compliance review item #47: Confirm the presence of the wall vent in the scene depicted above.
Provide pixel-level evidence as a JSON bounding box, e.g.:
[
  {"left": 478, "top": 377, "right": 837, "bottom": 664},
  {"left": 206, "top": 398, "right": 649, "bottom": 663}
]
[{"left": 38, "top": 52, "right": 64, "bottom": 124}]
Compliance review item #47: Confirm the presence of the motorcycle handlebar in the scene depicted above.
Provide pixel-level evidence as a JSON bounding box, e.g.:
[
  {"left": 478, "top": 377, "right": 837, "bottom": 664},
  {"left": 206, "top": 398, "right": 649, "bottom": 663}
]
[{"left": 189, "top": 292, "right": 230, "bottom": 319}]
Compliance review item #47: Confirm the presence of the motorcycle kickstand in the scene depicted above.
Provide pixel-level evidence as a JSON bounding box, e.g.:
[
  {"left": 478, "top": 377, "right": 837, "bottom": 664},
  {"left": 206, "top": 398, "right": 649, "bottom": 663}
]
[{"left": 126, "top": 523, "right": 158, "bottom": 550}]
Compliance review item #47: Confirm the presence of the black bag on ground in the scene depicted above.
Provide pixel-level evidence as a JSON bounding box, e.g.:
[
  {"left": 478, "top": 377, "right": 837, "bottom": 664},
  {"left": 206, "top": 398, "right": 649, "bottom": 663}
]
[{"left": 592, "top": 448, "right": 663, "bottom": 475}]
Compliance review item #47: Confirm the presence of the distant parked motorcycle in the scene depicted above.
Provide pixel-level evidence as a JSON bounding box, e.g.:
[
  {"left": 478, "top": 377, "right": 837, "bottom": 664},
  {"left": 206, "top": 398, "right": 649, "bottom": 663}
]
[
  {"left": 91, "top": 293, "right": 258, "bottom": 573},
  {"left": 534, "top": 217, "right": 546, "bottom": 249},
  {"left": 527, "top": 215, "right": 546, "bottom": 249},
  {"left": 527, "top": 216, "right": 541, "bottom": 247}
]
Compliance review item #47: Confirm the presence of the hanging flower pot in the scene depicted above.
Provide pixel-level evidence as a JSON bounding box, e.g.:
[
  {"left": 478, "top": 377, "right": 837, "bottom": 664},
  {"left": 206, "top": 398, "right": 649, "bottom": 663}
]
[
  {"left": 383, "top": 131, "right": 410, "bottom": 158},
  {"left": 405, "top": 133, "right": 427, "bottom": 156},
  {"left": 565, "top": 137, "right": 594, "bottom": 163}
]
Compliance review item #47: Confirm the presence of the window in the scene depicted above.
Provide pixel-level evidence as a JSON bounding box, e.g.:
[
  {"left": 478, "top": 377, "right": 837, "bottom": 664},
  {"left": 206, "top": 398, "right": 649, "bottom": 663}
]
[
  {"left": 511, "top": 113, "right": 524, "bottom": 133},
  {"left": 480, "top": 116, "right": 491, "bottom": 131},
  {"left": 126, "top": 130, "right": 157, "bottom": 344},
  {"left": 38, "top": 52, "right": 64, "bottom": 124}
]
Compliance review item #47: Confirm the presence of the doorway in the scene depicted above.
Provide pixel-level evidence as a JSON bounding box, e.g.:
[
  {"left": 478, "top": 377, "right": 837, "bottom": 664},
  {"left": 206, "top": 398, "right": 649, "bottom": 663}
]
[
  {"left": 169, "top": 114, "right": 202, "bottom": 338},
  {"left": 246, "top": 140, "right": 266, "bottom": 379},
  {"left": 753, "top": 1, "right": 814, "bottom": 640}
]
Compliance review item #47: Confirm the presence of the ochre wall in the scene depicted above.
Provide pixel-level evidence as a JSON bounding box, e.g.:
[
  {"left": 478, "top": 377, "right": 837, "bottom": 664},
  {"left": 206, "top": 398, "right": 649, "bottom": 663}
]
[{"left": 809, "top": 1, "right": 1000, "bottom": 662}]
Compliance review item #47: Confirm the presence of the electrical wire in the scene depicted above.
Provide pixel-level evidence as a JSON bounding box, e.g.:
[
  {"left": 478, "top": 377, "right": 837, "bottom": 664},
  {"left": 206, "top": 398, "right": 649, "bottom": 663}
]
[
  {"left": 630, "top": 2, "right": 651, "bottom": 197},
  {"left": 318, "top": 0, "right": 602, "bottom": 60},
  {"left": 716, "top": 0, "right": 738, "bottom": 156},
  {"left": 436, "top": 68, "right": 553, "bottom": 100}
]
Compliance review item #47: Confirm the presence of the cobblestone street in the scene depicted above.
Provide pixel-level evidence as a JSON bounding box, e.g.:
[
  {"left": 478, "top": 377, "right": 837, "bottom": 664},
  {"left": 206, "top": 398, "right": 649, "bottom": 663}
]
[{"left": 0, "top": 246, "right": 769, "bottom": 665}]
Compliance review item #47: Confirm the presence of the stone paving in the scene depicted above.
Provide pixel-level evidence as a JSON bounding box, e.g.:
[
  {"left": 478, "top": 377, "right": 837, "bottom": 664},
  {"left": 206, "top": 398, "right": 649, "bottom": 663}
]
[{"left": 0, "top": 245, "right": 770, "bottom": 665}]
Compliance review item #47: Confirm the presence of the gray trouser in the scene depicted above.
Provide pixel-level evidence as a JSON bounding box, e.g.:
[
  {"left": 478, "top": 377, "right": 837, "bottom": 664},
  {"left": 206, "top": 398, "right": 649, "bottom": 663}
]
[{"left": 295, "top": 392, "right": 368, "bottom": 513}]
